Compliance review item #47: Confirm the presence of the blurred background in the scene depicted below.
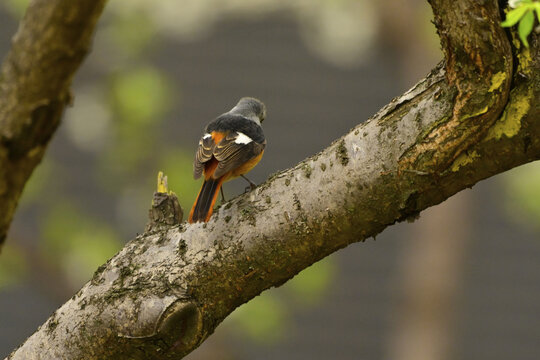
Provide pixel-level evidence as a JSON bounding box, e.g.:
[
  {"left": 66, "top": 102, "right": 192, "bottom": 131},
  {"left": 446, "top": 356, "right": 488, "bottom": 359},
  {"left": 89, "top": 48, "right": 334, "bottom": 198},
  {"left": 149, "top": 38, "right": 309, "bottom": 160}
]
[{"left": 1, "top": 0, "right": 540, "bottom": 359}]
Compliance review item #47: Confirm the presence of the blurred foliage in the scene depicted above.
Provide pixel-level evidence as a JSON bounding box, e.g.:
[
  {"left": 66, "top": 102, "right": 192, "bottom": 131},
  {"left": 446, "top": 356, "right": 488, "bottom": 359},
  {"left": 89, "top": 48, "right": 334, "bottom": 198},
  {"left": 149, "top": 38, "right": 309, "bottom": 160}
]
[
  {"left": 95, "top": 66, "right": 174, "bottom": 191},
  {"left": 229, "top": 293, "right": 289, "bottom": 344},
  {"left": 105, "top": 11, "right": 157, "bottom": 56},
  {"left": 419, "top": 4, "right": 442, "bottom": 56},
  {"left": 109, "top": 66, "right": 172, "bottom": 125},
  {"left": 0, "top": 245, "right": 27, "bottom": 290},
  {"left": 18, "top": 157, "right": 55, "bottom": 207},
  {"left": 160, "top": 149, "right": 201, "bottom": 212},
  {"left": 64, "top": 86, "right": 112, "bottom": 153},
  {"left": 502, "top": 162, "right": 540, "bottom": 231},
  {"left": 2, "top": 0, "right": 29, "bottom": 18},
  {"left": 286, "top": 256, "right": 335, "bottom": 305},
  {"left": 298, "top": 0, "right": 377, "bottom": 67},
  {"left": 40, "top": 203, "right": 122, "bottom": 289},
  {"left": 107, "top": 0, "right": 378, "bottom": 67},
  {"left": 226, "top": 256, "right": 335, "bottom": 343}
]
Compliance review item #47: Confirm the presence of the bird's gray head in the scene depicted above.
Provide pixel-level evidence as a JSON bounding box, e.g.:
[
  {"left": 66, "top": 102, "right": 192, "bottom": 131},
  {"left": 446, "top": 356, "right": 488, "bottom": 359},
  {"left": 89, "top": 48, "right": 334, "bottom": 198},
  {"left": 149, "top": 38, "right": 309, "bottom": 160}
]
[{"left": 229, "top": 97, "right": 266, "bottom": 124}]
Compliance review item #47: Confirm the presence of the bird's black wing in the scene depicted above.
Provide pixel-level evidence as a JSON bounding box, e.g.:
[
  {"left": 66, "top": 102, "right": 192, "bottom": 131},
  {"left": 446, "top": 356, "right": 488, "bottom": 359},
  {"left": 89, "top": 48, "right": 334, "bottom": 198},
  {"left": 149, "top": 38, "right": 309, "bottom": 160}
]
[
  {"left": 193, "top": 134, "right": 214, "bottom": 179},
  {"left": 213, "top": 131, "right": 265, "bottom": 179}
]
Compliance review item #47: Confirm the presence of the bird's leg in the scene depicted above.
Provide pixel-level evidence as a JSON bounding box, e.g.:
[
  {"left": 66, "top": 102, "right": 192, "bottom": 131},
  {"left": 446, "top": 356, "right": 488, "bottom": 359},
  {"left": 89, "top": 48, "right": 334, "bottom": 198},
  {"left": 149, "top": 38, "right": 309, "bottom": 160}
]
[
  {"left": 220, "top": 187, "right": 226, "bottom": 203},
  {"left": 241, "top": 175, "right": 257, "bottom": 192}
]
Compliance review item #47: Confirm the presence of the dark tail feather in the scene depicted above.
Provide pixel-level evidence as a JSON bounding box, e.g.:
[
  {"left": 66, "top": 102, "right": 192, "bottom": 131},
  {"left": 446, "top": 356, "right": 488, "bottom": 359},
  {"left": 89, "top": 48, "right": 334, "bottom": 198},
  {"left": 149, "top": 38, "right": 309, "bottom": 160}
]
[{"left": 188, "top": 177, "right": 224, "bottom": 223}]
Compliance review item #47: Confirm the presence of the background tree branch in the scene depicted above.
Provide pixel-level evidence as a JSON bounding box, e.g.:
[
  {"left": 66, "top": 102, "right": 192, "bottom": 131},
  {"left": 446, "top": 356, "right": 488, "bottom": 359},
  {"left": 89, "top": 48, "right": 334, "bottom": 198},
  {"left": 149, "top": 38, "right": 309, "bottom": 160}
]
[
  {"left": 3, "top": 0, "right": 540, "bottom": 359},
  {"left": 0, "top": 0, "right": 107, "bottom": 249}
]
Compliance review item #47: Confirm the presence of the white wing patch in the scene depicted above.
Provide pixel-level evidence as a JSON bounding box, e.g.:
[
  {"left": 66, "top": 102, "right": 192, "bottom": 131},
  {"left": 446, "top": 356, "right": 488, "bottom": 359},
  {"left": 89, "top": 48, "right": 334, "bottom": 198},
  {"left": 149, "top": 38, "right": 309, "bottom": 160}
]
[
  {"left": 235, "top": 132, "right": 253, "bottom": 144},
  {"left": 202, "top": 133, "right": 212, "bottom": 139}
]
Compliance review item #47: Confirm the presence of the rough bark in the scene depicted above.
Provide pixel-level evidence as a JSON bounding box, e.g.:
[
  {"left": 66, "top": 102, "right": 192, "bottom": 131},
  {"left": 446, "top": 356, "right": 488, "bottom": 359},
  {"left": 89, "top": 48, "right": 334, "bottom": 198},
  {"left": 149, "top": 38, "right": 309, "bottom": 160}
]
[
  {"left": 4, "top": 0, "right": 540, "bottom": 359},
  {"left": 0, "top": 0, "right": 107, "bottom": 248},
  {"left": 402, "top": 0, "right": 513, "bottom": 172}
]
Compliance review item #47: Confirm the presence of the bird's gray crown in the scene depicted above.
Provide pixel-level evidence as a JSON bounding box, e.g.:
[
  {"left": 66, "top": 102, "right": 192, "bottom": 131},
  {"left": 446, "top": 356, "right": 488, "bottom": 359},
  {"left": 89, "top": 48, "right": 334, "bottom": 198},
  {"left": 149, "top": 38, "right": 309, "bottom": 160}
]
[{"left": 229, "top": 97, "right": 266, "bottom": 124}]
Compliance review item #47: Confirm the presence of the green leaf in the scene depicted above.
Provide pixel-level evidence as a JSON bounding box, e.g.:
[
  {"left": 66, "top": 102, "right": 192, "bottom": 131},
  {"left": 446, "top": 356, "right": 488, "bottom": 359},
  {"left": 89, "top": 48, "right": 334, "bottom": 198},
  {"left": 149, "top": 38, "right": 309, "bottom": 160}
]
[
  {"left": 518, "top": 10, "right": 535, "bottom": 47},
  {"left": 501, "top": 6, "right": 530, "bottom": 27},
  {"left": 534, "top": 3, "right": 540, "bottom": 21}
]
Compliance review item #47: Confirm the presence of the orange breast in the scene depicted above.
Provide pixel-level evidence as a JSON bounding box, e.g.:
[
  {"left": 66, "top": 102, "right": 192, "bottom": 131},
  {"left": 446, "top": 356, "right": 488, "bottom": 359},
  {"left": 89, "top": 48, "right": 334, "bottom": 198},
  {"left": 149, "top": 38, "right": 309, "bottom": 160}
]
[{"left": 231, "top": 150, "right": 264, "bottom": 178}]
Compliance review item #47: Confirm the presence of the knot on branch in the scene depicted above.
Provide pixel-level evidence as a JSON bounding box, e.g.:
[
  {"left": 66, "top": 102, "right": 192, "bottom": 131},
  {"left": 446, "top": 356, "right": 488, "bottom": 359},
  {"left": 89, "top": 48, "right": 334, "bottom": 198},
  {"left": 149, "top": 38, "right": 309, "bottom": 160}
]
[{"left": 117, "top": 297, "right": 204, "bottom": 358}]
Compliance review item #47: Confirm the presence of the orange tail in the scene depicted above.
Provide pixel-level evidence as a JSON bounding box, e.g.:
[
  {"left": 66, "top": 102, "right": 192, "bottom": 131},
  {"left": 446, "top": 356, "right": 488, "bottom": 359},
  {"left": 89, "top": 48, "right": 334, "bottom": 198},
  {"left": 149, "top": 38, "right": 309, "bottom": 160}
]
[{"left": 188, "top": 177, "right": 225, "bottom": 223}]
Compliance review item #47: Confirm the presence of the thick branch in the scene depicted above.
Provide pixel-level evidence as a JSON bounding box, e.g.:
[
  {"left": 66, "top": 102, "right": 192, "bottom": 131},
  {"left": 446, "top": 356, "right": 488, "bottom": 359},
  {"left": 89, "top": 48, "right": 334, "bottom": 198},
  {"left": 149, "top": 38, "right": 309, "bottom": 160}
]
[
  {"left": 0, "top": 0, "right": 107, "bottom": 248},
  {"left": 7, "top": 23, "right": 539, "bottom": 358}
]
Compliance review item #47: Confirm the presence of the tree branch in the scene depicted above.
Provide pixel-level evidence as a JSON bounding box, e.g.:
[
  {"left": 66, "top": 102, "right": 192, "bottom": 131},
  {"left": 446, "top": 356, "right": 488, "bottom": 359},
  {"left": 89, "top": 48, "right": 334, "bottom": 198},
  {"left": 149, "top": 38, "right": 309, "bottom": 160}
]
[
  {"left": 8, "top": 13, "right": 540, "bottom": 360},
  {"left": 401, "top": 0, "right": 513, "bottom": 171},
  {"left": 0, "top": 0, "right": 107, "bottom": 248},
  {"left": 4, "top": 0, "right": 540, "bottom": 359}
]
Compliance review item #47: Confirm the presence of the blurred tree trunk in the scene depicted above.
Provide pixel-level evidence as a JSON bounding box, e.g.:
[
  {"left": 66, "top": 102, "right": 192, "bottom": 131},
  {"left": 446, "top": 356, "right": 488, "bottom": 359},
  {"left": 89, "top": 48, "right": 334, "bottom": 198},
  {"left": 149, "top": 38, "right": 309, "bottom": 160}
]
[
  {"left": 2, "top": 0, "right": 540, "bottom": 359},
  {"left": 0, "top": 0, "right": 107, "bottom": 249},
  {"left": 387, "top": 191, "right": 470, "bottom": 360}
]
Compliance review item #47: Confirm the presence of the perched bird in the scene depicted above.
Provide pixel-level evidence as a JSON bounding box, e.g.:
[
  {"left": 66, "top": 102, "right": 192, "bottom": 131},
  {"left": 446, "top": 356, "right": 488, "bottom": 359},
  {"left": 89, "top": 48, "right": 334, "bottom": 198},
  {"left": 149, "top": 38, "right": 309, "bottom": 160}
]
[{"left": 188, "top": 97, "right": 267, "bottom": 223}]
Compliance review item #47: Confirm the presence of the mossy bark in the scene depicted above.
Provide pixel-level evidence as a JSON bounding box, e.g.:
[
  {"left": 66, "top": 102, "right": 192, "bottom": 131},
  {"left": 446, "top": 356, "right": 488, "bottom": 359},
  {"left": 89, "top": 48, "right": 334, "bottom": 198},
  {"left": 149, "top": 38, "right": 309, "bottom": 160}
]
[{"left": 3, "top": 0, "right": 540, "bottom": 359}]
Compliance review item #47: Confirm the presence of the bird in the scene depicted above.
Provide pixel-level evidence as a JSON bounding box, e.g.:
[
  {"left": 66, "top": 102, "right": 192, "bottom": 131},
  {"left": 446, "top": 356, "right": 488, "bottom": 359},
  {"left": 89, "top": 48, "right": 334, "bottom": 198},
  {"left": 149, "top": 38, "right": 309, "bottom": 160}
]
[{"left": 188, "top": 97, "right": 267, "bottom": 223}]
